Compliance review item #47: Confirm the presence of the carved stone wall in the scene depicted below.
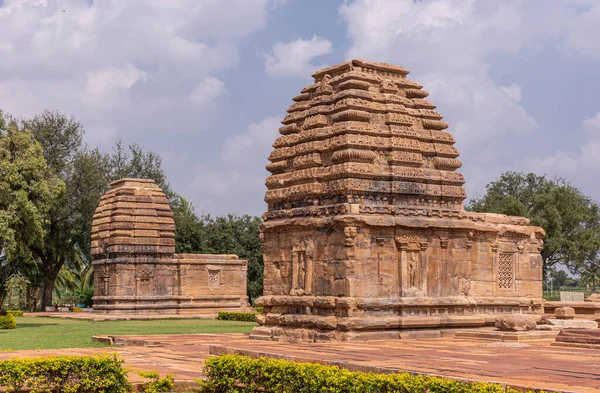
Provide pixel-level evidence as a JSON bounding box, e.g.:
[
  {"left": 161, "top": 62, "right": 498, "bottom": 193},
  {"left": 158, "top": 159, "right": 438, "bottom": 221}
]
[
  {"left": 91, "top": 178, "right": 250, "bottom": 314},
  {"left": 251, "top": 59, "right": 545, "bottom": 342}
]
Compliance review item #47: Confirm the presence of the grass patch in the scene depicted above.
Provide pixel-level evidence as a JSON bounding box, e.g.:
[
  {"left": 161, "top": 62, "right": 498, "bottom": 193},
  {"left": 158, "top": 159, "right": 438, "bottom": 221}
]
[{"left": 0, "top": 317, "right": 256, "bottom": 351}]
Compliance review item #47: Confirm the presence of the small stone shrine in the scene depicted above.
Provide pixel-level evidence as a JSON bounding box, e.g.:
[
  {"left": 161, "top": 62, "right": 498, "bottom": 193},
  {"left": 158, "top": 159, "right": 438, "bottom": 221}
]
[
  {"left": 251, "top": 59, "right": 545, "bottom": 342},
  {"left": 91, "top": 178, "right": 250, "bottom": 315}
]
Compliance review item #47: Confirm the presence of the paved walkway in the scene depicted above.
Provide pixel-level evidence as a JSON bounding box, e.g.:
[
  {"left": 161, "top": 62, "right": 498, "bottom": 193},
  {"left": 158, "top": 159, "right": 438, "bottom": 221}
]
[{"left": 1, "top": 334, "right": 599, "bottom": 392}]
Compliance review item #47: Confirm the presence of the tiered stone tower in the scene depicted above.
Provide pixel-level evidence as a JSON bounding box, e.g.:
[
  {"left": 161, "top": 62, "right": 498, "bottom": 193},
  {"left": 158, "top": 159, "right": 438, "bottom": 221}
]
[
  {"left": 251, "top": 59, "right": 545, "bottom": 342},
  {"left": 91, "top": 178, "right": 250, "bottom": 315}
]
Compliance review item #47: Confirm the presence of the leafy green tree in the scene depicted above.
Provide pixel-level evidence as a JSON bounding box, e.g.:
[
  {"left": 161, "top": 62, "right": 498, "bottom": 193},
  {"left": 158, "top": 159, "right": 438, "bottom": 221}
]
[
  {"left": 172, "top": 200, "right": 264, "bottom": 302},
  {"left": 19, "top": 110, "right": 178, "bottom": 309},
  {"left": 173, "top": 196, "right": 205, "bottom": 253},
  {"left": 548, "top": 269, "right": 571, "bottom": 290},
  {"left": 468, "top": 172, "right": 600, "bottom": 277},
  {"left": 0, "top": 111, "right": 63, "bottom": 303},
  {"left": 109, "top": 141, "right": 179, "bottom": 205},
  {"left": 22, "top": 110, "right": 109, "bottom": 309},
  {"left": 202, "top": 214, "right": 264, "bottom": 301}
]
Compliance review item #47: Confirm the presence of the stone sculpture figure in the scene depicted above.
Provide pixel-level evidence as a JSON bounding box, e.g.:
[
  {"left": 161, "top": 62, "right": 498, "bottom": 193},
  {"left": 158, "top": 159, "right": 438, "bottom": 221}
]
[
  {"left": 251, "top": 59, "right": 545, "bottom": 342},
  {"left": 91, "top": 178, "right": 250, "bottom": 315}
]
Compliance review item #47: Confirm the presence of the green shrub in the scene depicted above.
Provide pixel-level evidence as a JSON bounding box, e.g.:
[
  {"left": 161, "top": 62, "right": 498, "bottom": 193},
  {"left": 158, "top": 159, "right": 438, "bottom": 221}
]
[
  {"left": 252, "top": 306, "right": 264, "bottom": 313},
  {"left": 78, "top": 286, "right": 94, "bottom": 308},
  {"left": 0, "top": 354, "right": 131, "bottom": 393},
  {"left": 7, "top": 309, "right": 23, "bottom": 317},
  {"left": 0, "top": 311, "right": 16, "bottom": 329},
  {"left": 73, "top": 306, "right": 83, "bottom": 312},
  {"left": 217, "top": 312, "right": 256, "bottom": 322},
  {"left": 138, "top": 371, "right": 175, "bottom": 393},
  {"left": 200, "top": 355, "right": 541, "bottom": 393}
]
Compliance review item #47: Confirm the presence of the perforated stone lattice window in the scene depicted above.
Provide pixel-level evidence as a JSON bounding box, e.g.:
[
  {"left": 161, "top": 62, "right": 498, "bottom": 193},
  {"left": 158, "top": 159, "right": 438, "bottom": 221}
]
[
  {"left": 498, "top": 253, "right": 515, "bottom": 289},
  {"left": 208, "top": 270, "right": 221, "bottom": 287}
]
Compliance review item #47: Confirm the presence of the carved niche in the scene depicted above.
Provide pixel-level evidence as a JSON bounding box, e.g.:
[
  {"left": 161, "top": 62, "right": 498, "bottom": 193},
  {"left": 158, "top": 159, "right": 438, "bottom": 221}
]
[
  {"left": 206, "top": 264, "right": 223, "bottom": 287},
  {"left": 135, "top": 264, "right": 155, "bottom": 296},
  {"left": 395, "top": 235, "right": 428, "bottom": 296},
  {"left": 290, "top": 239, "right": 315, "bottom": 296},
  {"left": 97, "top": 265, "right": 110, "bottom": 296}
]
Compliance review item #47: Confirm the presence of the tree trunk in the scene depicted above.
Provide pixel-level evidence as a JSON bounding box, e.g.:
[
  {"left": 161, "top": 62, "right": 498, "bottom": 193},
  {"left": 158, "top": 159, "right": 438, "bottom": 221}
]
[{"left": 40, "top": 273, "right": 57, "bottom": 310}]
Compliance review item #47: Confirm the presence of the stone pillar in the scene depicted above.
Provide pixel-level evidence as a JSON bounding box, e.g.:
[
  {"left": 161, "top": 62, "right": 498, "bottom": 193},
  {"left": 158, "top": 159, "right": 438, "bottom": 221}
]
[
  {"left": 395, "top": 237, "right": 409, "bottom": 295},
  {"left": 419, "top": 240, "right": 428, "bottom": 295},
  {"left": 304, "top": 251, "right": 313, "bottom": 295},
  {"left": 376, "top": 237, "right": 385, "bottom": 284},
  {"left": 491, "top": 241, "right": 499, "bottom": 296},
  {"left": 439, "top": 233, "right": 449, "bottom": 296}
]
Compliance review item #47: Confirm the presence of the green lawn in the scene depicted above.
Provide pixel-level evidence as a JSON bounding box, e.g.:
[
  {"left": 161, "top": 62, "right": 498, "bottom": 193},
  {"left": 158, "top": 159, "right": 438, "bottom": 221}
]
[{"left": 0, "top": 317, "right": 256, "bottom": 351}]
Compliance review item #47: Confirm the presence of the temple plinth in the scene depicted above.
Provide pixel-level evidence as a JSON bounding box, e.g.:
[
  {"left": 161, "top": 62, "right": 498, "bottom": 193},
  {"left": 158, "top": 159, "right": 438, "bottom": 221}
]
[
  {"left": 91, "top": 178, "right": 250, "bottom": 315},
  {"left": 250, "top": 59, "right": 545, "bottom": 342}
]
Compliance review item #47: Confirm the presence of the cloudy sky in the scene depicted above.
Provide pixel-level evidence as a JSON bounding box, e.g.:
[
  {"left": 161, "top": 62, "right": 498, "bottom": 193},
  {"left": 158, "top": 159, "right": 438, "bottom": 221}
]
[{"left": 1, "top": 0, "right": 599, "bottom": 217}]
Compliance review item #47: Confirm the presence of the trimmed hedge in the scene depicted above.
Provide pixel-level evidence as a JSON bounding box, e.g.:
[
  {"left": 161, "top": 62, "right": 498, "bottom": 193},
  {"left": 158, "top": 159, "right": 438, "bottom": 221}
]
[
  {"left": 138, "top": 371, "right": 174, "bottom": 393},
  {"left": 217, "top": 312, "right": 257, "bottom": 322},
  {"left": 7, "top": 310, "right": 24, "bottom": 317},
  {"left": 0, "top": 354, "right": 131, "bottom": 393},
  {"left": 0, "top": 313, "right": 16, "bottom": 329},
  {"left": 200, "top": 355, "right": 541, "bottom": 393},
  {"left": 252, "top": 306, "right": 264, "bottom": 313}
]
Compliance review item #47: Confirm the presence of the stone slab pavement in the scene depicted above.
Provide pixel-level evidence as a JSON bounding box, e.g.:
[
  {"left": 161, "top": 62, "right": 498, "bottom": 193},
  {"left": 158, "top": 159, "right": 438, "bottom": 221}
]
[{"left": 1, "top": 333, "right": 600, "bottom": 392}]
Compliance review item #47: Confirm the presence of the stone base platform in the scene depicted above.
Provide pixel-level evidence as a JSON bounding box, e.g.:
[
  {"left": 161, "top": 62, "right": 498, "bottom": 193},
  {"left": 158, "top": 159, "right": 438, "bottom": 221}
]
[
  {"left": 253, "top": 295, "right": 545, "bottom": 342},
  {"left": 544, "top": 301, "right": 600, "bottom": 318},
  {"left": 552, "top": 328, "right": 600, "bottom": 349},
  {"left": 454, "top": 329, "right": 559, "bottom": 342}
]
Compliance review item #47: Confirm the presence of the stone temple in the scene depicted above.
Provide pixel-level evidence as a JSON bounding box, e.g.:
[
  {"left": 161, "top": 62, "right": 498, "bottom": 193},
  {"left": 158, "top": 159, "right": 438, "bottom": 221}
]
[
  {"left": 250, "top": 59, "right": 545, "bottom": 342},
  {"left": 91, "top": 178, "right": 250, "bottom": 315}
]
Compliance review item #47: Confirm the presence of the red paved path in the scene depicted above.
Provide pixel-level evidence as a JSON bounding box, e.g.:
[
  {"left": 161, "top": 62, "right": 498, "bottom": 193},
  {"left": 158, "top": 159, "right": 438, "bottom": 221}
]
[{"left": 1, "top": 334, "right": 599, "bottom": 392}]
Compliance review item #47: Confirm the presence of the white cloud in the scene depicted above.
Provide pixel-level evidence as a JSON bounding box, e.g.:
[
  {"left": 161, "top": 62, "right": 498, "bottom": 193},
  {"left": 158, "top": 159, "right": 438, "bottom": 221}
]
[
  {"left": 189, "top": 77, "right": 227, "bottom": 108},
  {"left": 0, "top": 0, "right": 278, "bottom": 143},
  {"left": 222, "top": 116, "right": 281, "bottom": 162},
  {"left": 339, "top": 0, "right": 538, "bottom": 155},
  {"left": 86, "top": 63, "right": 148, "bottom": 97},
  {"left": 265, "top": 36, "right": 333, "bottom": 77},
  {"left": 524, "top": 111, "right": 600, "bottom": 198},
  {"left": 339, "top": 0, "right": 600, "bottom": 202},
  {"left": 172, "top": 115, "right": 282, "bottom": 216}
]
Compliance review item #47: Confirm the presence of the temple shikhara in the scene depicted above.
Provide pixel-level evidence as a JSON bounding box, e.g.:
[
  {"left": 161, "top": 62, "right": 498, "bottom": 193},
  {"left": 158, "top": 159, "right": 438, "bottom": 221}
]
[
  {"left": 251, "top": 59, "right": 545, "bottom": 342},
  {"left": 91, "top": 178, "right": 250, "bottom": 315}
]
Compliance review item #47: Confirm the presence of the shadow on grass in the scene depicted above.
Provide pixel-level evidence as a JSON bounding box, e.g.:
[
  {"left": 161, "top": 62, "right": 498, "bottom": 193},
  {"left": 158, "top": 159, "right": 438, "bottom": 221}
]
[{"left": 9, "top": 323, "right": 60, "bottom": 328}]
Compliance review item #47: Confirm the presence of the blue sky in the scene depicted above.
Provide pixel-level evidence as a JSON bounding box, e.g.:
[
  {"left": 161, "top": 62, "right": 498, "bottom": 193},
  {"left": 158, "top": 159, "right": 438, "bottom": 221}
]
[{"left": 1, "top": 0, "right": 600, "bottom": 216}]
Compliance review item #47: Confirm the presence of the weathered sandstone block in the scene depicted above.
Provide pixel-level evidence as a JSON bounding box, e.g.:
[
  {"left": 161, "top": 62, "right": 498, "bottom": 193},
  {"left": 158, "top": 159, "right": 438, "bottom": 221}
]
[
  {"left": 546, "top": 319, "right": 598, "bottom": 329},
  {"left": 250, "top": 59, "right": 544, "bottom": 342},
  {"left": 554, "top": 306, "right": 575, "bottom": 319},
  {"left": 91, "top": 178, "right": 250, "bottom": 315},
  {"left": 495, "top": 315, "right": 537, "bottom": 331},
  {"left": 586, "top": 293, "right": 600, "bottom": 302}
]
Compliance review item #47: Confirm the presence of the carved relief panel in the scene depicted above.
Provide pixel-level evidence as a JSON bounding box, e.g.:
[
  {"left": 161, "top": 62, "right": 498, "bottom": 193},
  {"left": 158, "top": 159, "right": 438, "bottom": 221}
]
[
  {"left": 395, "top": 235, "right": 428, "bottom": 296},
  {"left": 290, "top": 239, "right": 314, "bottom": 296},
  {"left": 96, "top": 265, "right": 110, "bottom": 296}
]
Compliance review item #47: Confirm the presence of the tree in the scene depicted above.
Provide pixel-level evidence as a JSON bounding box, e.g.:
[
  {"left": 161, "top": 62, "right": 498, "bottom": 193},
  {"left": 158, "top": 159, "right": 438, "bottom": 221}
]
[
  {"left": 548, "top": 269, "right": 571, "bottom": 290},
  {"left": 0, "top": 111, "right": 63, "bottom": 302},
  {"left": 22, "top": 110, "right": 110, "bottom": 309},
  {"left": 173, "top": 196, "right": 205, "bottom": 253},
  {"left": 109, "top": 141, "right": 178, "bottom": 205},
  {"left": 172, "top": 199, "right": 264, "bottom": 302},
  {"left": 18, "top": 110, "right": 179, "bottom": 309},
  {"left": 468, "top": 172, "right": 600, "bottom": 277}
]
